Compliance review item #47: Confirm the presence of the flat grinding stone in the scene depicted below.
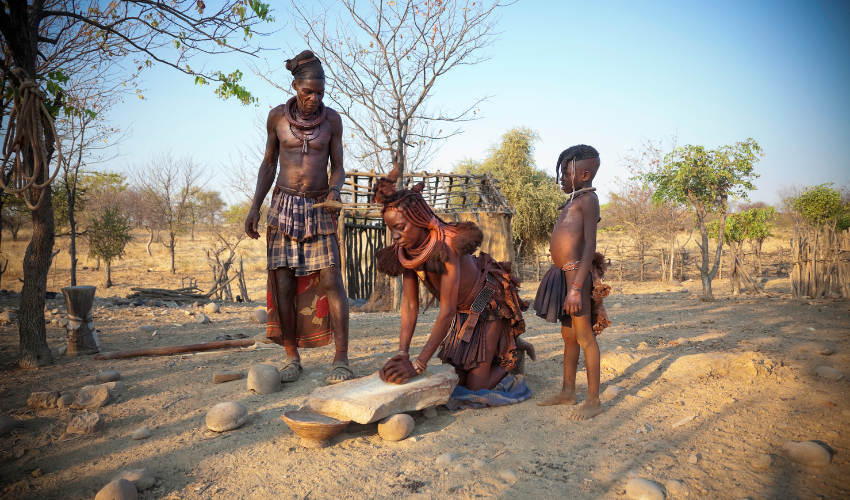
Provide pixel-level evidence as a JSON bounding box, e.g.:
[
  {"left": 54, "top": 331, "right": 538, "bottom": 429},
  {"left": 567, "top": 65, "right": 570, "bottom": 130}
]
[{"left": 307, "top": 364, "right": 458, "bottom": 424}]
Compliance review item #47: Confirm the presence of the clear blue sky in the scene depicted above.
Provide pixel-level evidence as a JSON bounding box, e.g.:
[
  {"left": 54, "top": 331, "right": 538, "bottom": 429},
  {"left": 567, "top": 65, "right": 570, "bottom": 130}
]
[{"left": 103, "top": 0, "right": 850, "bottom": 205}]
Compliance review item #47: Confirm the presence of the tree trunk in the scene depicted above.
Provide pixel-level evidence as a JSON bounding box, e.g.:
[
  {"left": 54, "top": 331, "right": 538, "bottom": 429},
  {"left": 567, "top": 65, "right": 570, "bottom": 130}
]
[
  {"left": 659, "top": 248, "right": 667, "bottom": 283},
  {"left": 11, "top": 226, "right": 20, "bottom": 241},
  {"left": 669, "top": 240, "right": 676, "bottom": 283},
  {"left": 700, "top": 269, "right": 714, "bottom": 301},
  {"left": 104, "top": 262, "right": 113, "bottom": 288},
  {"left": 146, "top": 227, "right": 154, "bottom": 256},
  {"left": 68, "top": 198, "right": 77, "bottom": 286},
  {"left": 753, "top": 240, "right": 763, "bottom": 277},
  {"left": 169, "top": 232, "right": 176, "bottom": 274},
  {"left": 639, "top": 243, "right": 645, "bottom": 282},
  {"left": 18, "top": 156, "right": 55, "bottom": 368},
  {"left": 729, "top": 243, "right": 741, "bottom": 295}
]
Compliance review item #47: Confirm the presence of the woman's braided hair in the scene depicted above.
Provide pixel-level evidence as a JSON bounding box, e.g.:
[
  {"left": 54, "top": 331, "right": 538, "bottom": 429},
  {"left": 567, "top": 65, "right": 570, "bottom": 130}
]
[{"left": 555, "top": 144, "right": 600, "bottom": 182}]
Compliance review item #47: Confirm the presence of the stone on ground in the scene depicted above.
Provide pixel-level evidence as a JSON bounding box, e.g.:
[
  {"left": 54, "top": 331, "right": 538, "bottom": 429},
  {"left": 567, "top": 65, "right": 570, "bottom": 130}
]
[
  {"left": 751, "top": 453, "right": 772, "bottom": 469},
  {"left": 111, "top": 469, "right": 156, "bottom": 491},
  {"left": 0, "top": 415, "right": 22, "bottom": 436},
  {"left": 378, "top": 414, "right": 415, "bottom": 441},
  {"left": 72, "top": 385, "right": 110, "bottom": 409},
  {"left": 212, "top": 371, "right": 242, "bottom": 384},
  {"left": 247, "top": 364, "right": 282, "bottom": 394},
  {"left": 602, "top": 385, "right": 621, "bottom": 399},
  {"left": 688, "top": 454, "right": 699, "bottom": 464},
  {"left": 665, "top": 479, "right": 684, "bottom": 494},
  {"left": 95, "top": 479, "right": 138, "bottom": 500},
  {"left": 782, "top": 441, "right": 831, "bottom": 467},
  {"left": 307, "top": 364, "right": 458, "bottom": 424},
  {"left": 250, "top": 309, "right": 268, "bottom": 324},
  {"left": 195, "top": 313, "right": 210, "bottom": 324},
  {"left": 204, "top": 302, "right": 220, "bottom": 314},
  {"left": 137, "top": 325, "right": 156, "bottom": 334},
  {"left": 436, "top": 453, "right": 457, "bottom": 465},
  {"left": 103, "top": 381, "right": 124, "bottom": 396},
  {"left": 57, "top": 394, "right": 74, "bottom": 409},
  {"left": 28, "top": 391, "right": 60, "bottom": 409},
  {"left": 625, "top": 478, "right": 664, "bottom": 500},
  {"left": 0, "top": 310, "right": 17, "bottom": 324},
  {"left": 423, "top": 407, "right": 438, "bottom": 418},
  {"left": 67, "top": 413, "right": 105, "bottom": 435},
  {"left": 498, "top": 469, "right": 517, "bottom": 483},
  {"left": 815, "top": 366, "right": 844, "bottom": 380},
  {"left": 131, "top": 428, "right": 151, "bottom": 440},
  {"left": 472, "top": 459, "right": 487, "bottom": 470},
  {"left": 206, "top": 402, "right": 248, "bottom": 432}
]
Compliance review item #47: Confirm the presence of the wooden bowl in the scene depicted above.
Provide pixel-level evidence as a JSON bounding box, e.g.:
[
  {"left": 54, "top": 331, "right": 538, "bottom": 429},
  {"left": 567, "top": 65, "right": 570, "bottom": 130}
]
[{"left": 281, "top": 409, "right": 350, "bottom": 449}]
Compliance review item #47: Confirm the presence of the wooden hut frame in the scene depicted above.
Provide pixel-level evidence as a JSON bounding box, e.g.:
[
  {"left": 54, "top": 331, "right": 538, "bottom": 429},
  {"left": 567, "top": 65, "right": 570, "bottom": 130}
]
[{"left": 336, "top": 171, "right": 515, "bottom": 301}]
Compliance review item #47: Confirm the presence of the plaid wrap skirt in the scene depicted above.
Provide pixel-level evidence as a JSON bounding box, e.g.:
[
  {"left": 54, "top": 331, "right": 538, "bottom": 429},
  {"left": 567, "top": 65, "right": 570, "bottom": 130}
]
[{"left": 266, "top": 190, "right": 338, "bottom": 276}]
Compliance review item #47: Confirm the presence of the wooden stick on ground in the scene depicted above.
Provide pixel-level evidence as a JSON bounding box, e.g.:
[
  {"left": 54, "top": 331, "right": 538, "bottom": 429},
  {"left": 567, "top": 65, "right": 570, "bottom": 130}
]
[{"left": 94, "top": 338, "right": 256, "bottom": 360}]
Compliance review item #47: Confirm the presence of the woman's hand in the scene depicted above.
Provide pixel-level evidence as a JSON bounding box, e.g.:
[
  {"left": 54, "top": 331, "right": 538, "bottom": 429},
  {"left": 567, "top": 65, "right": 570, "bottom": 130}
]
[
  {"left": 379, "top": 354, "right": 418, "bottom": 385},
  {"left": 564, "top": 288, "right": 582, "bottom": 316}
]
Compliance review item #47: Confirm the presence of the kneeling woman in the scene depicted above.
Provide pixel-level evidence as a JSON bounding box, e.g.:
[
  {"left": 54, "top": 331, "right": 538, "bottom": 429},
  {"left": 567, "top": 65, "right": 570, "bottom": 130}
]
[{"left": 374, "top": 166, "right": 529, "bottom": 390}]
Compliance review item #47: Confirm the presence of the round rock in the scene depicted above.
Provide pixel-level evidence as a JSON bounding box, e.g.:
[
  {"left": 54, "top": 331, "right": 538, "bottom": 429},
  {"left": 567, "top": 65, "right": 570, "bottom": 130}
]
[
  {"left": 498, "top": 469, "right": 517, "bottom": 483},
  {"left": 378, "top": 414, "right": 415, "bottom": 441},
  {"left": 422, "top": 407, "right": 438, "bottom": 419},
  {"left": 782, "top": 441, "right": 831, "bottom": 468},
  {"left": 204, "top": 302, "right": 220, "bottom": 314},
  {"left": 815, "top": 366, "right": 844, "bottom": 381},
  {"left": 111, "top": 469, "right": 155, "bottom": 491},
  {"left": 67, "top": 413, "right": 105, "bottom": 435},
  {"left": 206, "top": 402, "right": 248, "bottom": 432},
  {"left": 0, "top": 415, "right": 22, "bottom": 436},
  {"left": 195, "top": 313, "right": 210, "bottom": 325},
  {"left": 97, "top": 370, "right": 121, "bottom": 383},
  {"left": 131, "top": 427, "right": 151, "bottom": 440},
  {"left": 435, "top": 453, "right": 457, "bottom": 466},
  {"left": 625, "top": 478, "right": 664, "bottom": 500},
  {"left": 57, "top": 394, "right": 75, "bottom": 409},
  {"left": 250, "top": 309, "right": 268, "bottom": 324},
  {"left": 95, "top": 479, "right": 138, "bottom": 500},
  {"left": 247, "top": 364, "right": 282, "bottom": 395},
  {"left": 665, "top": 479, "right": 684, "bottom": 494},
  {"left": 751, "top": 453, "right": 772, "bottom": 469},
  {"left": 27, "top": 390, "right": 60, "bottom": 410}
]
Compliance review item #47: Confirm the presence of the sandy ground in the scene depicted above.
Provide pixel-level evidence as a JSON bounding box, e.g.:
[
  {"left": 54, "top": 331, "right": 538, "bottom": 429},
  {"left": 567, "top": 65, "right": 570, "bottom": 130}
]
[{"left": 0, "top": 276, "right": 848, "bottom": 499}]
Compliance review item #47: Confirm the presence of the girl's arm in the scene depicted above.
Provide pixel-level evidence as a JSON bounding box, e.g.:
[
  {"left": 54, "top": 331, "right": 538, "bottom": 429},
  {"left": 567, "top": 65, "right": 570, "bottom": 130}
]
[{"left": 564, "top": 194, "right": 600, "bottom": 315}]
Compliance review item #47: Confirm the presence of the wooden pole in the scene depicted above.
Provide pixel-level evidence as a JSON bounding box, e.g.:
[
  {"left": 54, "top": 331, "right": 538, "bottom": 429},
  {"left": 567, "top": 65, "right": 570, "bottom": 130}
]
[{"left": 94, "top": 338, "right": 256, "bottom": 360}]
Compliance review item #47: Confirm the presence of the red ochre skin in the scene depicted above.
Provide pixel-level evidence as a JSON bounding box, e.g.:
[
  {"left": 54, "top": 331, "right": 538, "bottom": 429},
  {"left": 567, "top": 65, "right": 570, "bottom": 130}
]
[
  {"left": 377, "top": 210, "right": 507, "bottom": 391},
  {"left": 244, "top": 78, "right": 349, "bottom": 369},
  {"left": 537, "top": 157, "right": 604, "bottom": 421}
]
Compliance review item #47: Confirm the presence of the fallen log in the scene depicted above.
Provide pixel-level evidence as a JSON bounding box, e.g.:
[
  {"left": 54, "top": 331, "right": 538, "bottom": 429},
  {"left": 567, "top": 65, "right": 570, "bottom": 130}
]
[{"left": 94, "top": 338, "right": 256, "bottom": 360}]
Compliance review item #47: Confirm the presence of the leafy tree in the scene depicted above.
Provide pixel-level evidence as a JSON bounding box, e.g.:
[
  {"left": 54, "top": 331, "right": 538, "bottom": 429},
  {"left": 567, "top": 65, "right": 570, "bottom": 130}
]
[
  {"left": 641, "top": 139, "right": 762, "bottom": 301},
  {"left": 739, "top": 205, "right": 775, "bottom": 276},
  {"left": 0, "top": 0, "right": 274, "bottom": 368},
  {"left": 456, "top": 127, "right": 563, "bottom": 258},
  {"left": 791, "top": 184, "right": 850, "bottom": 231},
  {"left": 787, "top": 184, "right": 850, "bottom": 298},
  {"left": 87, "top": 207, "right": 132, "bottom": 288},
  {"left": 186, "top": 188, "right": 226, "bottom": 239}
]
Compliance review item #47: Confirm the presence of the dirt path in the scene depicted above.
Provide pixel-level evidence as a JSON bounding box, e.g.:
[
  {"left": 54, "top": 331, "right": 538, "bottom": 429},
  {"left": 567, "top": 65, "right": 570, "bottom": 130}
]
[{"left": 1, "top": 277, "right": 848, "bottom": 499}]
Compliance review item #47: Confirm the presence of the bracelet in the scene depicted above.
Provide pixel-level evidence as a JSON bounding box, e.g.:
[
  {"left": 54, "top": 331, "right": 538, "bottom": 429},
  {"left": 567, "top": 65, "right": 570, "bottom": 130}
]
[
  {"left": 412, "top": 358, "right": 427, "bottom": 374},
  {"left": 571, "top": 282, "right": 583, "bottom": 291},
  {"left": 397, "top": 350, "right": 409, "bottom": 358}
]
